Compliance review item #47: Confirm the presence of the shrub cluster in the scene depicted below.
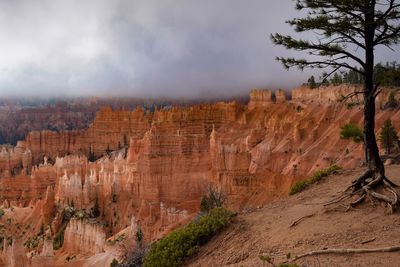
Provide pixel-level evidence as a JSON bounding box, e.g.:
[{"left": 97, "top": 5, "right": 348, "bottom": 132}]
[
  {"left": 24, "top": 224, "right": 47, "bottom": 250},
  {"left": 340, "top": 123, "right": 364, "bottom": 143},
  {"left": 199, "top": 186, "right": 225, "bottom": 213},
  {"left": 143, "top": 207, "right": 233, "bottom": 267},
  {"left": 53, "top": 224, "right": 67, "bottom": 250},
  {"left": 289, "top": 165, "right": 342, "bottom": 195}
]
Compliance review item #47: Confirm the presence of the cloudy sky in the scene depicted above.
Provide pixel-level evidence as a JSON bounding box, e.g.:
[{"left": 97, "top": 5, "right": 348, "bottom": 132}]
[{"left": 0, "top": 0, "right": 399, "bottom": 98}]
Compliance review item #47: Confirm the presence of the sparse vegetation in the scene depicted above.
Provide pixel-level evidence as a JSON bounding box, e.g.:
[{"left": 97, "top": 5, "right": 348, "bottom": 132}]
[
  {"left": 108, "top": 234, "right": 126, "bottom": 246},
  {"left": 112, "top": 192, "right": 117, "bottom": 203},
  {"left": 24, "top": 225, "right": 48, "bottom": 250},
  {"left": 278, "top": 264, "right": 298, "bottom": 267},
  {"left": 289, "top": 165, "right": 342, "bottom": 195},
  {"left": 117, "top": 224, "right": 147, "bottom": 267},
  {"left": 340, "top": 123, "right": 364, "bottom": 143},
  {"left": 385, "top": 92, "right": 398, "bottom": 109},
  {"left": 66, "top": 255, "right": 76, "bottom": 262},
  {"left": 53, "top": 224, "right": 67, "bottom": 250},
  {"left": 0, "top": 209, "right": 4, "bottom": 219},
  {"left": 308, "top": 165, "right": 342, "bottom": 184},
  {"left": 345, "top": 102, "right": 360, "bottom": 110},
  {"left": 289, "top": 180, "right": 308, "bottom": 196},
  {"left": 307, "top": 75, "right": 317, "bottom": 89},
  {"left": 24, "top": 235, "right": 41, "bottom": 249},
  {"left": 110, "top": 259, "right": 119, "bottom": 267},
  {"left": 259, "top": 254, "right": 298, "bottom": 267},
  {"left": 295, "top": 105, "right": 303, "bottom": 112},
  {"left": 379, "top": 119, "right": 399, "bottom": 155},
  {"left": 74, "top": 210, "right": 88, "bottom": 220},
  {"left": 200, "top": 186, "right": 225, "bottom": 213},
  {"left": 143, "top": 207, "right": 233, "bottom": 267},
  {"left": 91, "top": 199, "right": 101, "bottom": 218},
  {"left": 259, "top": 255, "right": 272, "bottom": 265}
]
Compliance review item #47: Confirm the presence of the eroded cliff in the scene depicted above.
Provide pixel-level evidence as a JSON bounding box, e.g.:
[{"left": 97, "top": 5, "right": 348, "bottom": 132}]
[{"left": 0, "top": 86, "right": 399, "bottom": 266}]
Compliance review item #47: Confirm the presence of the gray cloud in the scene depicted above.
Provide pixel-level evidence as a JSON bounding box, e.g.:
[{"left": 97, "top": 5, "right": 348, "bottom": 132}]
[{"left": 0, "top": 0, "right": 399, "bottom": 98}]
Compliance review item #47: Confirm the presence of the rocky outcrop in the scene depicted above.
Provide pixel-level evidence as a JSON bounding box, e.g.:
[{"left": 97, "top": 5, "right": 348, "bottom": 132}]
[
  {"left": 275, "top": 89, "right": 287, "bottom": 103},
  {"left": 2, "top": 239, "right": 29, "bottom": 267},
  {"left": 24, "top": 106, "right": 152, "bottom": 166},
  {"left": 62, "top": 219, "right": 106, "bottom": 255},
  {"left": 30, "top": 239, "right": 55, "bottom": 267},
  {"left": 291, "top": 84, "right": 399, "bottom": 106},
  {"left": 248, "top": 89, "right": 273, "bottom": 109},
  {"left": 0, "top": 97, "right": 152, "bottom": 145},
  {"left": 0, "top": 141, "right": 32, "bottom": 178}
]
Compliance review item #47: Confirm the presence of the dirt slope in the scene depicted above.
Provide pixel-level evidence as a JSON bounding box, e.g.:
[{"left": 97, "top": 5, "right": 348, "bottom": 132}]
[{"left": 187, "top": 165, "right": 400, "bottom": 267}]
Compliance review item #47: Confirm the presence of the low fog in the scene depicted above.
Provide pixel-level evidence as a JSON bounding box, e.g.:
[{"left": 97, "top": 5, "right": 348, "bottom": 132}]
[{"left": 0, "top": 0, "right": 399, "bottom": 99}]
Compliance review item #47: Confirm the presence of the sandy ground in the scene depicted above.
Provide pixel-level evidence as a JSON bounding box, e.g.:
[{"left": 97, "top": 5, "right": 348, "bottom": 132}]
[{"left": 187, "top": 165, "right": 400, "bottom": 267}]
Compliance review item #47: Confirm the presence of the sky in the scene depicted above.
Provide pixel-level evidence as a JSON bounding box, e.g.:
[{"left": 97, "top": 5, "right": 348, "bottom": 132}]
[{"left": 0, "top": 0, "right": 399, "bottom": 99}]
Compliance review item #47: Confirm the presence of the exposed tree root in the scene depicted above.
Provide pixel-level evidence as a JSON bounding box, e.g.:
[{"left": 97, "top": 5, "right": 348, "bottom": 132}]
[
  {"left": 360, "top": 237, "right": 376, "bottom": 244},
  {"left": 289, "top": 213, "right": 315, "bottom": 228},
  {"left": 324, "top": 169, "right": 400, "bottom": 212},
  {"left": 350, "top": 193, "right": 366, "bottom": 207},
  {"left": 288, "top": 246, "right": 400, "bottom": 263},
  {"left": 351, "top": 169, "right": 374, "bottom": 191},
  {"left": 384, "top": 177, "right": 400, "bottom": 187}
]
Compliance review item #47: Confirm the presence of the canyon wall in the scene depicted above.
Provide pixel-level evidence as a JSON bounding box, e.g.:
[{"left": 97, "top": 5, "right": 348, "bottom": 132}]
[{"left": 0, "top": 86, "right": 399, "bottom": 266}]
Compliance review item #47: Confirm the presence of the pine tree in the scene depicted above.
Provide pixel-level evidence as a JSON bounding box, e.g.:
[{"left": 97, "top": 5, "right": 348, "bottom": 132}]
[
  {"left": 380, "top": 119, "right": 399, "bottom": 154},
  {"left": 331, "top": 72, "right": 343, "bottom": 85},
  {"left": 271, "top": 0, "right": 400, "bottom": 209},
  {"left": 307, "top": 75, "right": 317, "bottom": 89},
  {"left": 386, "top": 92, "right": 398, "bottom": 109}
]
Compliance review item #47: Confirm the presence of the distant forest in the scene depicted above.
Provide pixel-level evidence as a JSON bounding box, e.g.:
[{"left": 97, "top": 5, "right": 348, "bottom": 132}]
[{"left": 306, "top": 61, "right": 400, "bottom": 88}]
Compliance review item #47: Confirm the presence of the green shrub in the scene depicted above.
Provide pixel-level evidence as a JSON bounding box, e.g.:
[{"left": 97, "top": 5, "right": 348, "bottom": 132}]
[
  {"left": 379, "top": 118, "right": 399, "bottom": 154},
  {"left": 386, "top": 92, "right": 398, "bottom": 109},
  {"left": 24, "top": 235, "right": 40, "bottom": 249},
  {"left": 340, "top": 123, "right": 364, "bottom": 143},
  {"left": 278, "top": 264, "right": 299, "bottom": 267},
  {"left": 108, "top": 234, "right": 126, "bottom": 246},
  {"left": 346, "top": 102, "right": 359, "bottom": 109},
  {"left": 259, "top": 255, "right": 272, "bottom": 263},
  {"left": 308, "top": 165, "right": 341, "bottom": 184},
  {"left": 289, "top": 165, "right": 342, "bottom": 195},
  {"left": 200, "top": 196, "right": 212, "bottom": 213},
  {"left": 199, "top": 186, "right": 225, "bottom": 213},
  {"left": 74, "top": 210, "right": 88, "bottom": 220},
  {"left": 289, "top": 180, "right": 308, "bottom": 195},
  {"left": 110, "top": 258, "right": 119, "bottom": 267},
  {"left": 143, "top": 208, "right": 233, "bottom": 267},
  {"left": 0, "top": 209, "right": 4, "bottom": 219},
  {"left": 38, "top": 224, "right": 45, "bottom": 236},
  {"left": 53, "top": 224, "right": 67, "bottom": 250}
]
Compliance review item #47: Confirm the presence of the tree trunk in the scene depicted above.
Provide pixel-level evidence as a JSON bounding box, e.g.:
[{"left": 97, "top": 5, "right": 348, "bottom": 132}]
[
  {"left": 363, "top": 95, "right": 384, "bottom": 176},
  {"left": 364, "top": 0, "right": 385, "bottom": 177}
]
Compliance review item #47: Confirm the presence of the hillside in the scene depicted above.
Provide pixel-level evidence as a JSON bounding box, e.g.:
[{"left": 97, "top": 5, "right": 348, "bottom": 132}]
[{"left": 188, "top": 165, "right": 400, "bottom": 267}]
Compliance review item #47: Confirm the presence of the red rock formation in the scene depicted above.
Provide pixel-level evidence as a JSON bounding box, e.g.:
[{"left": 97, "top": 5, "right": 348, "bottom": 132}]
[
  {"left": 275, "top": 89, "right": 287, "bottom": 103},
  {"left": 291, "top": 84, "right": 397, "bottom": 106},
  {"left": 248, "top": 89, "right": 273, "bottom": 109},
  {"left": 0, "top": 141, "right": 32, "bottom": 178},
  {"left": 24, "top": 107, "right": 153, "bottom": 166},
  {"left": 30, "top": 239, "right": 55, "bottom": 267},
  {"left": 0, "top": 86, "right": 399, "bottom": 265},
  {"left": 2, "top": 239, "right": 29, "bottom": 267},
  {"left": 62, "top": 219, "right": 106, "bottom": 255}
]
